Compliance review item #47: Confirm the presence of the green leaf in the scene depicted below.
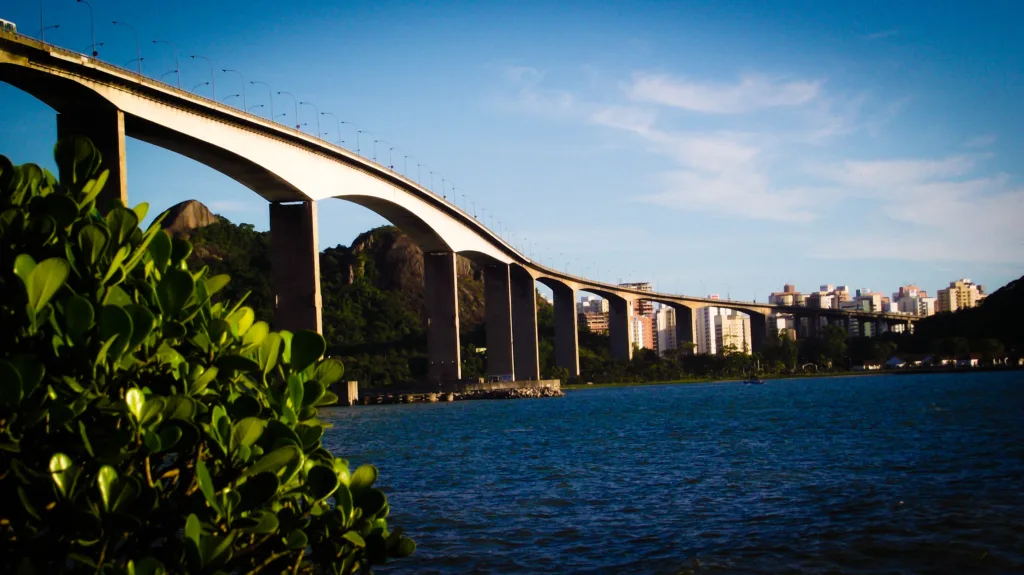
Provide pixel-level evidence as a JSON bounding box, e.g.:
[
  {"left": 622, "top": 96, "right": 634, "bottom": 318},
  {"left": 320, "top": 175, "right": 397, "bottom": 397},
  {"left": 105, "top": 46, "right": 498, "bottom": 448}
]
[
  {"left": 148, "top": 229, "right": 172, "bottom": 272},
  {"left": 306, "top": 465, "right": 340, "bottom": 500},
  {"left": 77, "top": 224, "right": 109, "bottom": 265},
  {"left": 342, "top": 531, "right": 366, "bottom": 548},
  {"left": 237, "top": 472, "right": 279, "bottom": 512},
  {"left": 198, "top": 532, "right": 236, "bottom": 567},
  {"left": 185, "top": 513, "right": 201, "bottom": 549},
  {"left": 24, "top": 257, "right": 70, "bottom": 313},
  {"left": 105, "top": 207, "right": 139, "bottom": 246},
  {"left": 216, "top": 355, "right": 260, "bottom": 373},
  {"left": 302, "top": 381, "right": 326, "bottom": 409},
  {"left": 195, "top": 460, "right": 221, "bottom": 515},
  {"left": 157, "top": 269, "right": 194, "bottom": 317},
  {"left": 162, "top": 396, "right": 196, "bottom": 421},
  {"left": 335, "top": 485, "right": 354, "bottom": 527},
  {"left": 258, "top": 333, "right": 282, "bottom": 376},
  {"left": 395, "top": 537, "right": 416, "bottom": 558},
  {"left": 313, "top": 358, "right": 345, "bottom": 387},
  {"left": 97, "top": 465, "right": 117, "bottom": 510},
  {"left": 204, "top": 274, "right": 230, "bottom": 298},
  {"left": 231, "top": 417, "right": 266, "bottom": 449},
  {"left": 124, "top": 304, "right": 156, "bottom": 351},
  {"left": 66, "top": 295, "right": 95, "bottom": 340},
  {"left": 189, "top": 366, "right": 219, "bottom": 395},
  {"left": 157, "top": 425, "right": 183, "bottom": 452},
  {"left": 236, "top": 510, "right": 279, "bottom": 534},
  {"left": 143, "top": 430, "right": 162, "bottom": 452},
  {"left": 314, "top": 391, "right": 339, "bottom": 407},
  {"left": 49, "top": 453, "right": 76, "bottom": 496},
  {"left": 285, "top": 529, "right": 308, "bottom": 550},
  {"left": 287, "top": 375, "right": 303, "bottom": 410},
  {"left": 125, "top": 388, "right": 145, "bottom": 421},
  {"left": 129, "top": 556, "right": 167, "bottom": 575},
  {"left": 350, "top": 465, "right": 378, "bottom": 492},
  {"left": 170, "top": 238, "right": 193, "bottom": 266},
  {"left": 227, "top": 306, "right": 255, "bottom": 338},
  {"left": 291, "top": 330, "right": 326, "bottom": 374},
  {"left": 54, "top": 135, "right": 102, "bottom": 186},
  {"left": 99, "top": 305, "right": 134, "bottom": 359},
  {"left": 132, "top": 202, "right": 150, "bottom": 223},
  {"left": 242, "top": 445, "right": 302, "bottom": 479},
  {"left": 242, "top": 321, "right": 269, "bottom": 350},
  {"left": 13, "top": 253, "right": 36, "bottom": 283}
]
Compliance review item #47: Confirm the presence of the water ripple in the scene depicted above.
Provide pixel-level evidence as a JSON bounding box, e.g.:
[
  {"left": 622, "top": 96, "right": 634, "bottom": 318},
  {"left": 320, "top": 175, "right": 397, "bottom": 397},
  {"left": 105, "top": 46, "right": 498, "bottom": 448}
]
[{"left": 321, "top": 372, "right": 1024, "bottom": 574}]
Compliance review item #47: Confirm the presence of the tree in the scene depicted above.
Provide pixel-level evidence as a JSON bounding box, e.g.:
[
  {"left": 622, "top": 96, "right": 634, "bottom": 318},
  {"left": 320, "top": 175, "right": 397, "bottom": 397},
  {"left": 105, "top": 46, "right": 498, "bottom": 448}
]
[{"left": 0, "top": 138, "right": 413, "bottom": 574}]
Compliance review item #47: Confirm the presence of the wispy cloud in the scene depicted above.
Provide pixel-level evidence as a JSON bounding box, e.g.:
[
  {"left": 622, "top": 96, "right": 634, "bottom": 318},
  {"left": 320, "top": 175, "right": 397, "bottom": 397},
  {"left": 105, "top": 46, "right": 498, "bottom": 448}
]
[
  {"left": 627, "top": 73, "right": 822, "bottom": 114},
  {"left": 864, "top": 29, "right": 899, "bottom": 41},
  {"left": 963, "top": 134, "right": 997, "bottom": 148}
]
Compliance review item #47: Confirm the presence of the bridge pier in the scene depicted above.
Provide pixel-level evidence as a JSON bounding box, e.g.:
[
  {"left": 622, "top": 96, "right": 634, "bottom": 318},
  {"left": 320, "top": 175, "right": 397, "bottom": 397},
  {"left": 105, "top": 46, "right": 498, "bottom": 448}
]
[
  {"left": 551, "top": 283, "right": 580, "bottom": 378},
  {"left": 56, "top": 104, "right": 128, "bottom": 208},
  {"left": 748, "top": 312, "right": 767, "bottom": 354},
  {"left": 608, "top": 295, "right": 633, "bottom": 361},
  {"left": 424, "top": 252, "right": 462, "bottom": 382},
  {"left": 484, "top": 264, "right": 515, "bottom": 379},
  {"left": 510, "top": 266, "right": 540, "bottom": 381},
  {"left": 269, "top": 201, "right": 322, "bottom": 334}
]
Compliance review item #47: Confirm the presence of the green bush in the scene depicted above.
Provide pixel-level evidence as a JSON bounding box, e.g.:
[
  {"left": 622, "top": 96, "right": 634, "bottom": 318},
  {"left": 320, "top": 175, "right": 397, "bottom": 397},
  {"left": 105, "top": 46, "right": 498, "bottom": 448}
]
[{"left": 0, "top": 137, "right": 414, "bottom": 574}]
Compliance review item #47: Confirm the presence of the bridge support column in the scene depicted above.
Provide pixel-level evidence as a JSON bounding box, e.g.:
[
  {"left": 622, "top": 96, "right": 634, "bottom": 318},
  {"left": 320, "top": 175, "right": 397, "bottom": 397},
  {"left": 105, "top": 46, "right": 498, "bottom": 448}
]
[
  {"left": 672, "top": 305, "right": 695, "bottom": 353},
  {"left": 424, "top": 252, "right": 462, "bottom": 382},
  {"left": 510, "top": 266, "right": 539, "bottom": 381},
  {"left": 484, "top": 264, "right": 515, "bottom": 379},
  {"left": 608, "top": 296, "right": 633, "bottom": 361},
  {"left": 551, "top": 283, "right": 580, "bottom": 378},
  {"left": 269, "top": 201, "right": 322, "bottom": 334},
  {"left": 56, "top": 105, "right": 128, "bottom": 208},
  {"left": 749, "top": 312, "right": 767, "bottom": 354}
]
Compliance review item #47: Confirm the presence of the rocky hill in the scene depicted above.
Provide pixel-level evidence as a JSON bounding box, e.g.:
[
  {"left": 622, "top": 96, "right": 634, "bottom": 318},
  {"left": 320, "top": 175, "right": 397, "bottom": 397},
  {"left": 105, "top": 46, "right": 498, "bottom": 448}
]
[{"left": 162, "top": 199, "right": 217, "bottom": 237}]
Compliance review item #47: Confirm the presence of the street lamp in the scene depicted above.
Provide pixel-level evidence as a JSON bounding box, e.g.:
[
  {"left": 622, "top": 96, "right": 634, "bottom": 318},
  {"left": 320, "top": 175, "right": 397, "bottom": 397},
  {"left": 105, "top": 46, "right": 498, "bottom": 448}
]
[
  {"left": 223, "top": 93, "right": 241, "bottom": 103},
  {"left": 247, "top": 104, "right": 265, "bottom": 113},
  {"left": 417, "top": 162, "right": 425, "bottom": 185},
  {"left": 222, "top": 69, "right": 246, "bottom": 110},
  {"left": 190, "top": 55, "right": 215, "bottom": 99},
  {"left": 40, "top": 24, "right": 60, "bottom": 41},
  {"left": 276, "top": 91, "right": 299, "bottom": 130},
  {"left": 111, "top": 21, "right": 141, "bottom": 74},
  {"left": 373, "top": 139, "right": 388, "bottom": 163},
  {"left": 388, "top": 146, "right": 396, "bottom": 170},
  {"left": 250, "top": 81, "right": 274, "bottom": 122},
  {"left": 192, "top": 81, "right": 209, "bottom": 93},
  {"left": 321, "top": 112, "right": 343, "bottom": 146},
  {"left": 340, "top": 121, "right": 357, "bottom": 149},
  {"left": 441, "top": 176, "right": 447, "bottom": 199},
  {"left": 299, "top": 102, "right": 320, "bottom": 138},
  {"left": 151, "top": 40, "right": 180, "bottom": 88},
  {"left": 76, "top": 0, "right": 97, "bottom": 57},
  {"left": 356, "top": 130, "right": 371, "bottom": 156}
]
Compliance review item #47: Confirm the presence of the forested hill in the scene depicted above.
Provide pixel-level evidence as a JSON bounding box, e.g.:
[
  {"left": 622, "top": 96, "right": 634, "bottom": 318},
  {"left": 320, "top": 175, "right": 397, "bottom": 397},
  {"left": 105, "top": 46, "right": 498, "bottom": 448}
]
[
  {"left": 914, "top": 274, "right": 1024, "bottom": 348},
  {"left": 161, "top": 200, "right": 496, "bottom": 385}
]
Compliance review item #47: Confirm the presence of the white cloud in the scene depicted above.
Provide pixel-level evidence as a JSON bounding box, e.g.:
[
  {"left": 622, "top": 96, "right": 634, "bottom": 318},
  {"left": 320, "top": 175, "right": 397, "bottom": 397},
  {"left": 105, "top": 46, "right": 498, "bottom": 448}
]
[
  {"left": 963, "top": 134, "right": 997, "bottom": 148},
  {"left": 811, "top": 156, "right": 978, "bottom": 188},
  {"left": 627, "top": 73, "right": 822, "bottom": 114}
]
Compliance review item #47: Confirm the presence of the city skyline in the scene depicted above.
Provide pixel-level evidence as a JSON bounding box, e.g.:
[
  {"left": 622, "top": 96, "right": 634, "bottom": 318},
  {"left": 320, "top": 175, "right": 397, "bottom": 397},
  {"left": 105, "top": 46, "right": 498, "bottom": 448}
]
[{"left": 1, "top": 1, "right": 1022, "bottom": 300}]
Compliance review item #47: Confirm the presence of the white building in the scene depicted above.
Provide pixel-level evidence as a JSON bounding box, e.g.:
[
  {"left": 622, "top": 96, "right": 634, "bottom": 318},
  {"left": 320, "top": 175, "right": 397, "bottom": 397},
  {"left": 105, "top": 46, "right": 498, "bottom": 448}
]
[
  {"left": 696, "top": 307, "right": 752, "bottom": 355},
  {"left": 655, "top": 306, "right": 677, "bottom": 356},
  {"left": 577, "top": 295, "right": 609, "bottom": 315}
]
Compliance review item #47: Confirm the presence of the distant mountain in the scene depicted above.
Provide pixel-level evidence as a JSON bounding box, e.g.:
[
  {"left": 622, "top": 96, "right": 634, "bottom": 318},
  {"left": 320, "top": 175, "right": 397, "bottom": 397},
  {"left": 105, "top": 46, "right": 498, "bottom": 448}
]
[{"left": 161, "top": 199, "right": 217, "bottom": 237}]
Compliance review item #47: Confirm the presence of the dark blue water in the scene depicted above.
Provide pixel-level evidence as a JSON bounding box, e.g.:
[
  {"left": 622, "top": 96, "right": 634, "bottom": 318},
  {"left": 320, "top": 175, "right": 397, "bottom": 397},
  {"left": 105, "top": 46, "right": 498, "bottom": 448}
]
[{"left": 321, "top": 372, "right": 1024, "bottom": 574}]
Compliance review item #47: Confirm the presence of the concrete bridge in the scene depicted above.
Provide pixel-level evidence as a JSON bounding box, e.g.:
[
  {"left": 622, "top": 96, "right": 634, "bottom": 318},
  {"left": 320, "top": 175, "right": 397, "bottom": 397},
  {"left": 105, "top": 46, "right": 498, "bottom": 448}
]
[{"left": 0, "top": 33, "right": 915, "bottom": 381}]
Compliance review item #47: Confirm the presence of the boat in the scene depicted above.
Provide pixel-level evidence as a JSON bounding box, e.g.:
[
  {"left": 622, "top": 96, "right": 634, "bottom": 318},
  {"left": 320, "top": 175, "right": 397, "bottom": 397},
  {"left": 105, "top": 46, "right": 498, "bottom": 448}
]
[{"left": 744, "top": 375, "right": 766, "bottom": 385}]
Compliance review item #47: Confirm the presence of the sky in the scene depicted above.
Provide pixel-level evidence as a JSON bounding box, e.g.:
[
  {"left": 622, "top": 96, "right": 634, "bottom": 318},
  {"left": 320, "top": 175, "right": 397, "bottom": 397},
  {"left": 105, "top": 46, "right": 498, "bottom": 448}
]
[{"left": 2, "top": 0, "right": 1023, "bottom": 301}]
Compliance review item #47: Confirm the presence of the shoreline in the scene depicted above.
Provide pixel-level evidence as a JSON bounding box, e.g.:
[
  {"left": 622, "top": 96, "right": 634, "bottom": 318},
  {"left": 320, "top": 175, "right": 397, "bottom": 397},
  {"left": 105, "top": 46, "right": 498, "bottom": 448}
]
[{"left": 562, "top": 366, "right": 1022, "bottom": 391}]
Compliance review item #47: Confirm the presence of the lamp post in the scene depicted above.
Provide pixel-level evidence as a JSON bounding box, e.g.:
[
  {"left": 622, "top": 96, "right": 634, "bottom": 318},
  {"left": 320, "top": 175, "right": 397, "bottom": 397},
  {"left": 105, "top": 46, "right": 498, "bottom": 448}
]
[
  {"left": 223, "top": 93, "right": 240, "bottom": 103},
  {"left": 429, "top": 171, "right": 435, "bottom": 191},
  {"left": 192, "top": 81, "right": 209, "bottom": 93},
  {"left": 388, "top": 147, "right": 396, "bottom": 170},
  {"left": 190, "top": 55, "right": 215, "bottom": 99},
  {"left": 417, "top": 163, "right": 425, "bottom": 185},
  {"left": 152, "top": 40, "right": 180, "bottom": 88},
  {"left": 403, "top": 155, "right": 413, "bottom": 176},
  {"left": 247, "top": 104, "right": 265, "bottom": 114},
  {"left": 111, "top": 21, "right": 141, "bottom": 74},
  {"left": 40, "top": 24, "right": 60, "bottom": 41},
  {"left": 76, "top": 0, "right": 97, "bottom": 57},
  {"left": 356, "top": 130, "right": 371, "bottom": 156},
  {"left": 372, "top": 139, "right": 388, "bottom": 163},
  {"left": 321, "top": 112, "right": 343, "bottom": 146},
  {"left": 299, "top": 101, "right": 320, "bottom": 137},
  {"left": 340, "top": 121, "right": 357, "bottom": 149},
  {"left": 276, "top": 91, "right": 299, "bottom": 130},
  {"left": 441, "top": 177, "right": 447, "bottom": 199},
  {"left": 222, "top": 70, "right": 246, "bottom": 110},
  {"left": 250, "top": 81, "right": 274, "bottom": 122}
]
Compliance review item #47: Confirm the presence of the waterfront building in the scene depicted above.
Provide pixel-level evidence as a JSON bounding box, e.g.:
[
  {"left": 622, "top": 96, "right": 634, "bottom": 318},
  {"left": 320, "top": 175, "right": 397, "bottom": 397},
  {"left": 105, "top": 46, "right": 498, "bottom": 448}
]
[
  {"left": 937, "top": 278, "right": 985, "bottom": 312},
  {"left": 655, "top": 306, "right": 677, "bottom": 356},
  {"left": 629, "top": 313, "right": 654, "bottom": 350},
  {"left": 696, "top": 307, "right": 751, "bottom": 355}
]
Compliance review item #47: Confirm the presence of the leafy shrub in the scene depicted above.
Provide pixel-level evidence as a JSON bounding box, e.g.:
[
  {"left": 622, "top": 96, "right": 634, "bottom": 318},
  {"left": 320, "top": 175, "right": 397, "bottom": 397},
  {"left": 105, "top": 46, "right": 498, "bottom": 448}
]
[{"left": 0, "top": 137, "right": 414, "bottom": 574}]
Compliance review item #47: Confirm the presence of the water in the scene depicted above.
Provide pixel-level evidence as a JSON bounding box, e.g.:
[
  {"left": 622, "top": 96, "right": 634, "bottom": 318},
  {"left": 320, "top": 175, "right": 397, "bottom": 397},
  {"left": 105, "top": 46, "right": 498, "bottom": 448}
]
[{"left": 321, "top": 372, "right": 1024, "bottom": 574}]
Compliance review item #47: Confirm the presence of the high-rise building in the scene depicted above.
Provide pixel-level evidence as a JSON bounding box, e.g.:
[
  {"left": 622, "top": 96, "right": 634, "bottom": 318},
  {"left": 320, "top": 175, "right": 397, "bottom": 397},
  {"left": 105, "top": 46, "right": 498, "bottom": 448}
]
[
  {"left": 656, "top": 306, "right": 677, "bottom": 356},
  {"left": 576, "top": 295, "right": 609, "bottom": 315},
  {"left": 629, "top": 314, "right": 654, "bottom": 351},
  {"left": 695, "top": 308, "right": 751, "bottom": 355},
  {"left": 579, "top": 312, "right": 609, "bottom": 334},
  {"left": 619, "top": 282, "right": 654, "bottom": 317},
  {"left": 936, "top": 279, "right": 984, "bottom": 313}
]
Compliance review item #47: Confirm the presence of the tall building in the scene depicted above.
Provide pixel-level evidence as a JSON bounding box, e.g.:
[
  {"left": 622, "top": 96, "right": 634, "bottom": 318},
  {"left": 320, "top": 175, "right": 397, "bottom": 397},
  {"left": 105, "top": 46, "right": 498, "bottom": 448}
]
[
  {"left": 577, "top": 295, "right": 609, "bottom": 315},
  {"left": 619, "top": 282, "right": 653, "bottom": 317},
  {"left": 936, "top": 278, "right": 985, "bottom": 312},
  {"left": 579, "top": 312, "right": 609, "bottom": 334},
  {"left": 695, "top": 308, "right": 752, "bottom": 355},
  {"left": 655, "top": 306, "right": 677, "bottom": 356},
  {"left": 629, "top": 314, "right": 654, "bottom": 351}
]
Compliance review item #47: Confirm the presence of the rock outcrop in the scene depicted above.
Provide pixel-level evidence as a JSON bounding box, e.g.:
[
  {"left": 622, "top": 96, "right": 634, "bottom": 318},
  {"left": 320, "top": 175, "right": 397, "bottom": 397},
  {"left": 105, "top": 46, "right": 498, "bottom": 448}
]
[{"left": 162, "top": 200, "right": 217, "bottom": 237}]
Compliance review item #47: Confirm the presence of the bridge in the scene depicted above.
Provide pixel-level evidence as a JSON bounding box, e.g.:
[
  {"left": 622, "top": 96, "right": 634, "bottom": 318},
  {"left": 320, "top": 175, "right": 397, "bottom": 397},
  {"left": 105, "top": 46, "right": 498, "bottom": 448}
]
[{"left": 0, "top": 32, "right": 915, "bottom": 381}]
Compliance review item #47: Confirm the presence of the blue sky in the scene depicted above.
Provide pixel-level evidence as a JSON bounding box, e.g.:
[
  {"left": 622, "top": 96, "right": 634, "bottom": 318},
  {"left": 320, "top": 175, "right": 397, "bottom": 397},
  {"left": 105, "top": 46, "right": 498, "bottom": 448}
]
[{"left": 2, "top": 0, "right": 1022, "bottom": 300}]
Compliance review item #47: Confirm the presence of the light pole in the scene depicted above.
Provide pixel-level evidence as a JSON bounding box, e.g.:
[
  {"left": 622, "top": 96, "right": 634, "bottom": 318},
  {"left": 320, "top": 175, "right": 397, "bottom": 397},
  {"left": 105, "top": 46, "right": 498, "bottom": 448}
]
[
  {"left": 321, "top": 112, "right": 343, "bottom": 146},
  {"left": 340, "top": 121, "right": 357, "bottom": 149},
  {"left": 223, "top": 93, "right": 241, "bottom": 103},
  {"left": 388, "top": 147, "right": 396, "bottom": 170},
  {"left": 277, "top": 91, "right": 299, "bottom": 130},
  {"left": 40, "top": 24, "right": 60, "bottom": 41},
  {"left": 356, "top": 130, "right": 371, "bottom": 156},
  {"left": 441, "top": 177, "right": 448, "bottom": 199},
  {"left": 403, "top": 155, "right": 413, "bottom": 176},
  {"left": 222, "top": 69, "right": 246, "bottom": 110},
  {"left": 299, "top": 102, "right": 320, "bottom": 138},
  {"left": 429, "top": 171, "right": 435, "bottom": 191},
  {"left": 76, "top": 0, "right": 97, "bottom": 57},
  {"left": 152, "top": 40, "right": 180, "bottom": 88},
  {"left": 373, "top": 139, "right": 388, "bottom": 163},
  {"left": 417, "top": 163, "right": 425, "bottom": 184},
  {"left": 247, "top": 104, "right": 265, "bottom": 114},
  {"left": 190, "top": 55, "right": 215, "bottom": 99},
  {"left": 192, "top": 81, "right": 209, "bottom": 93},
  {"left": 250, "top": 81, "right": 274, "bottom": 121},
  {"left": 112, "top": 21, "right": 141, "bottom": 74}
]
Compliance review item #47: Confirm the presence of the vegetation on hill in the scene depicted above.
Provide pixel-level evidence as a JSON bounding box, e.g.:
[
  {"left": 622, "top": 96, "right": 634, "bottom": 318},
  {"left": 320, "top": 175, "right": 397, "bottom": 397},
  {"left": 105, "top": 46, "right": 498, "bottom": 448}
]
[
  {"left": 0, "top": 138, "right": 413, "bottom": 574},
  {"left": 166, "top": 202, "right": 1022, "bottom": 385}
]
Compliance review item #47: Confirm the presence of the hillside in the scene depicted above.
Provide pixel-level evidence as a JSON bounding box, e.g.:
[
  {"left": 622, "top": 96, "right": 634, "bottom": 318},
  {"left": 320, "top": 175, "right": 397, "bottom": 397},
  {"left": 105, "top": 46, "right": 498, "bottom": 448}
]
[{"left": 914, "top": 274, "right": 1024, "bottom": 348}]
